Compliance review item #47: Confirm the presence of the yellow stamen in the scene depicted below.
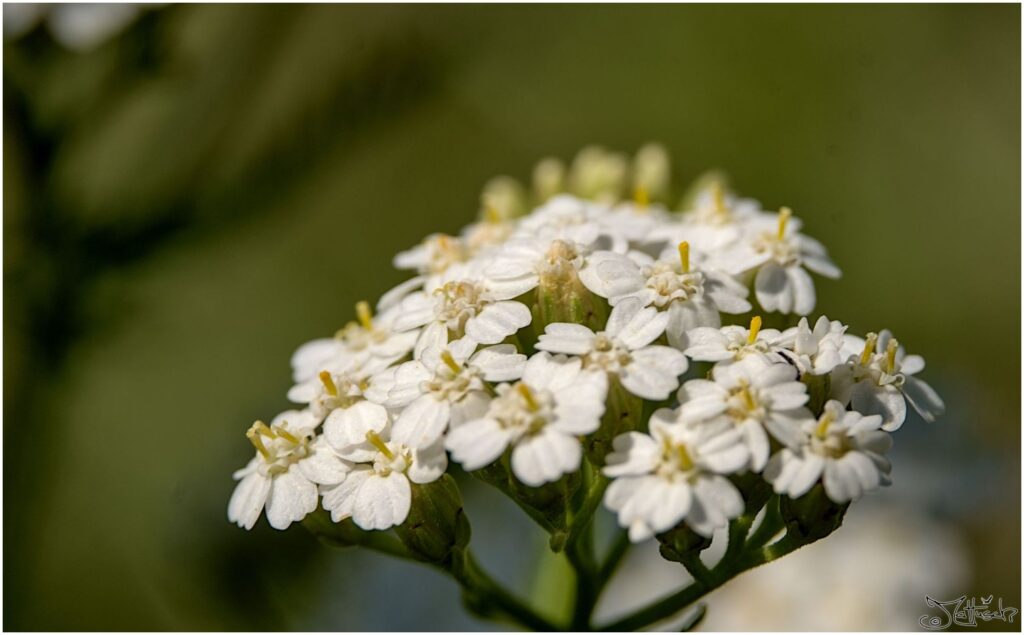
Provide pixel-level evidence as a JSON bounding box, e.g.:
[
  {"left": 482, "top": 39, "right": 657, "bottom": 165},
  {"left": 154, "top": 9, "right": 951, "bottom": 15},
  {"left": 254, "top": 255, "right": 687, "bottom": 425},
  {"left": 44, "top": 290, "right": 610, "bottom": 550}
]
[
  {"left": 678, "top": 241, "right": 690, "bottom": 274},
  {"left": 739, "top": 385, "right": 757, "bottom": 411},
  {"left": 711, "top": 180, "right": 727, "bottom": 216},
  {"left": 365, "top": 430, "right": 394, "bottom": 460},
  {"left": 319, "top": 371, "right": 339, "bottom": 397},
  {"left": 633, "top": 185, "right": 650, "bottom": 209},
  {"left": 814, "top": 411, "right": 834, "bottom": 440},
  {"left": 747, "top": 316, "right": 762, "bottom": 344},
  {"left": 885, "top": 337, "right": 898, "bottom": 374},
  {"left": 356, "top": 301, "right": 373, "bottom": 330},
  {"left": 675, "top": 443, "right": 695, "bottom": 471},
  {"left": 777, "top": 207, "right": 792, "bottom": 240},
  {"left": 516, "top": 383, "right": 540, "bottom": 411},
  {"left": 484, "top": 203, "right": 501, "bottom": 224},
  {"left": 273, "top": 424, "right": 300, "bottom": 445},
  {"left": 246, "top": 421, "right": 272, "bottom": 459},
  {"left": 441, "top": 350, "right": 461, "bottom": 373},
  {"left": 860, "top": 333, "right": 878, "bottom": 366}
]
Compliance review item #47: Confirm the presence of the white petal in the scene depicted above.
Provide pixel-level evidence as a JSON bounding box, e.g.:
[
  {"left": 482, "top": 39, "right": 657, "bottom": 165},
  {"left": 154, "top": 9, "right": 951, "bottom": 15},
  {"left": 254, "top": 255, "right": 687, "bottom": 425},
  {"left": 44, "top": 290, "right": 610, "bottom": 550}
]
[
  {"left": 511, "top": 429, "right": 582, "bottom": 486},
  {"left": 414, "top": 321, "right": 449, "bottom": 361},
  {"left": 321, "top": 466, "right": 372, "bottom": 522},
  {"left": 296, "top": 439, "right": 351, "bottom": 485},
  {"left": 755, "top": 261, "right": 792, "bottom": 313},
  {"left": 522, "top": 352, "right": 582, "bottom": 391},
  {"left": 384, "top": 361, "right": 432, "bottom": 408},
  {"left": 265, "top": 471, "right": 318, "bottom": 530},
  {"left": 464, "top": 301, "right": 532, "bottom": 344},
  {"left": 536, "top": 323, "right": 597, "bottom": 355},
  {"left": 666, "top": 298, "right": 721, "bottom": 350},
  {"left": 391, "top": 395, "right": 451, "bottom": 449},
  {"left": 353, "top": 472, "right": 412, "bottom": 530},
  {"left": 323, "top": 401, "right": 389, "bottom": 459},
  {"left": 228, "top": 472, "right": 271, "bottom": 530},
  {"left": 901, "top": 376, "right": 945, "bottom": 423},
  {"left": 786, "top": 265, "right": 817, "bottom": 316},
  {"left": 408, "top": 440, "right": 448, "bottom": 484},
  {"left": 445, "top": 418, "right": 512, "bottom": 471},
  {"left": 613, "top": 303, "right": 669, "bottom": 349},
  {"left": 683, "top": 327, "right": 733, "bottom": 362},
  {"left": 603, "top": 432, "right": 659, "bottom": 477},
  {"left": 469, "top": 345, "right": 527, "bottom": 382}
]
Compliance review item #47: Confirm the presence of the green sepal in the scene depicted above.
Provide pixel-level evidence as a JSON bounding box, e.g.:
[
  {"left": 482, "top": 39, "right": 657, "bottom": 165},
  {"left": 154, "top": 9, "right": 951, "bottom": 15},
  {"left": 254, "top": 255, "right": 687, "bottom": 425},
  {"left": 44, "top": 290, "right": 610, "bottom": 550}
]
[{"left": 393, "top": 474, "right": 471, "bottom": 566}]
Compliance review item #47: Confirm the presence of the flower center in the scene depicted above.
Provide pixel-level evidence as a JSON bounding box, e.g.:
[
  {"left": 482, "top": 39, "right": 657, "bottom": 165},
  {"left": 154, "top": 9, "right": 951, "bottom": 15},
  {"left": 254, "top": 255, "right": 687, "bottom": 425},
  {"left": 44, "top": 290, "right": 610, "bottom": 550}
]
[
  {"left": 583, "top": 334, "right": 632, "bottom": 371},
  {"left": 435, "top": 281, "right": 486, "bottom": 331},
  {"left": 334, "top": 301, "right": 389, "bottom": 350},
  {"left": 425, "top": 234, "right": 467, "bottom": 274},
  {"left": 725, "top": 381, "right": 766, "bottom": 421},
  {"left": 424, "top": 350, "right": 477, "bottom": 401},
  {"left": 247, "top": 420, "right": 312, "bottom": 476},
  {"left": 657, "top": 440, "right": 697, "bottom": 480},
  {"left": 643, "top": 261, "right": 705, "bottom": 308},
  {"left": 492, "top": 382, "right": 555, "bottom": 438},
  {"left": 366, "top": 431, "right": 411, "bottom": 476},
  {"left": 752, "top": 208, "right": 799, "bottom": 265}
]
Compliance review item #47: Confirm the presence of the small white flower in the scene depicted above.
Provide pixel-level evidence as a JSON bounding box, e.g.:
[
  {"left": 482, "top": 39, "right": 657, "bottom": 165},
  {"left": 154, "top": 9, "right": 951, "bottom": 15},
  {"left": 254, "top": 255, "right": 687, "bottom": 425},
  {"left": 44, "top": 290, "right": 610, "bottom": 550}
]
[
  {"left": 288, "top": 301, "right": 418, "bottom": 384},
  {"left": 830, "top": 330, "right": 945, "bottom": 431},
  {"left": 777, "top": 315, "right": 848, "bottom": 375},
  {"left": 391, "top": 276, "right": 532, "bottom": 354},
  {"left": 723, "top": 208, "right": 841, "bottom": 315},
  {"left": 579, "top": 243, "right": 751, "bottom": 349},
  {"left": 320, "top": 401, "right": 447, "bottom": 531},
  {"left": 379, "top": 338, "right": 527, "bottom": 448},
  {"left": 603, "top": 412, "right": 749, "bottom": 541},
  {"left": 765, "top": 400, "right": 892, "bottom": 503},
  {"left": 228, "top": 410, "right": 350, "bottom": 530},
  {"left": 483, "top": 237, "right": 594, "bottom": 300},
  {"left": 514, "top": 194, "right": 623, "bottom": 251},
  {"left": 445, "top": 352, "right": 607, "bottom": 486},
  {"left": 536, "top": 297, "right": 688, "bottom": 400},
  {"left": 393, "top": 232, "right": 468, "bottom": 277},
  {"left": 684, "top": 316, "right": 789, "bottom": 364},
  {"left": 676, "top": 356, "right": 813, "bottom": 471}
]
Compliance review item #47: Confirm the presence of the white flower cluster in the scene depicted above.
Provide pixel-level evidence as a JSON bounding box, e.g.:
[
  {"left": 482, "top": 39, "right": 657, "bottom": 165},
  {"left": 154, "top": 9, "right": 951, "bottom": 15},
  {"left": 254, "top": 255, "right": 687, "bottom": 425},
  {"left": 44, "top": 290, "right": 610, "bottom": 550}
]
[{"left": 228, "top": 145, "right": 944, "bottom": 547}]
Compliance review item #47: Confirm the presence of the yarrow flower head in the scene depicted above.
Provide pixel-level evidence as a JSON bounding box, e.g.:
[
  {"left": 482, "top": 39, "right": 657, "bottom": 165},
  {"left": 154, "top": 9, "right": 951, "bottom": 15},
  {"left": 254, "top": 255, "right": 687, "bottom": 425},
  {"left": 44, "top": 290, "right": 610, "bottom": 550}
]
[{"left": 227, "top": 145, "right": 946, "bottom": 632}]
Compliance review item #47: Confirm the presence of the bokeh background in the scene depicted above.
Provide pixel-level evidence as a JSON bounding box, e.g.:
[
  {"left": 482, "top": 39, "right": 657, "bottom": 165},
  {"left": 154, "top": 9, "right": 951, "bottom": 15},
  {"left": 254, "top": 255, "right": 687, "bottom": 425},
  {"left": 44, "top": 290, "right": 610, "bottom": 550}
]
[{"left": 3, "top": 3, "right": 1020, "bottom": 631}]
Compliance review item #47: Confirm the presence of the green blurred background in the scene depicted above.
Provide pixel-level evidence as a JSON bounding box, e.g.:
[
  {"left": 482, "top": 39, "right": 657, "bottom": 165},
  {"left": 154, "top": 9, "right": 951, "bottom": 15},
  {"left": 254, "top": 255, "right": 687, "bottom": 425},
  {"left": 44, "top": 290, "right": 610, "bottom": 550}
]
[{"left": 3, "top": 4, "right": 1020, "bottom": 631}]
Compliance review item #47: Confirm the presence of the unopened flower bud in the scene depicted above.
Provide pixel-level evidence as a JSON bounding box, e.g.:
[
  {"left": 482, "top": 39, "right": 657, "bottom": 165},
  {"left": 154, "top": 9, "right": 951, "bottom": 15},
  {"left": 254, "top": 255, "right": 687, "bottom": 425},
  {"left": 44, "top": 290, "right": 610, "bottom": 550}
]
[
  {"left": 393, "top": 474, "right": 471, "bottom": 565},
  {"left": 780, "top": 484, "right": 848, "bottom": 542}
]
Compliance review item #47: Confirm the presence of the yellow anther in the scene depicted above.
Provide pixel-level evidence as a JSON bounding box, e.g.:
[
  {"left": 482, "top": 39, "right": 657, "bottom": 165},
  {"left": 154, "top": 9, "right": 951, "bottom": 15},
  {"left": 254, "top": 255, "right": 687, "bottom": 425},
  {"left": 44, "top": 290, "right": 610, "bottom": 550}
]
[
  {"left": 739, "top": 385, "right": 757, "bottom": 411},
  {"left": 678, "top": 241, "right": 690, "bottom": 274},
  {"left": 747, "top": 316, "right": 762, "bottom": 344},
  {"left": 860, "top": 333, "right": 878, "bottom": 366},
  {"left": 675, "top": 443, "right": 695, "bottom": 471},
  {"left": 516, "top": 383, "right": 540, "bottom": 411},
  {"left": 814, "top": 411, "right": 835, "bottom": 440},
  {"left": 246, "top": 421, "right": 272, "bottom": 459},
  {"left": 885, "top": 337, "right": 899, "bottom": 374},
  {"left": 711, "top": 180, "right": 727, "bottom": 215},
  {"left": 273, "top": 424, "right": 300, "bottom": 445},
  {"left": 484, "top": 203, "right": 501, "bottom": 224},
  {"left": 777, "top": 207, "right": 792, "bottom": 240},
  {"left": 633, "top": 185, "right": 650, "bottom": 209},
  {"left": 356, "top": 301, "right": 373, "bottom": 330},
  {"left": 319, "top": 371, "right": 339, "bottom": 397},
  {"left": 365, "top": 430, "right": 394, "bottom": 460},
  {"left": 441, "top": 350, "right": 461, "bottom": 373}
]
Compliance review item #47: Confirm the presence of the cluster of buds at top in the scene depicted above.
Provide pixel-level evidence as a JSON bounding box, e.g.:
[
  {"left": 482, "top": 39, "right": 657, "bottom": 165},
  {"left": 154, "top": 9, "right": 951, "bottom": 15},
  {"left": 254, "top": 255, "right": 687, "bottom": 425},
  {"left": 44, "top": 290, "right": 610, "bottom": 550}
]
[{"left": 228, "top": 144, "right": 944, "bottom": 570}]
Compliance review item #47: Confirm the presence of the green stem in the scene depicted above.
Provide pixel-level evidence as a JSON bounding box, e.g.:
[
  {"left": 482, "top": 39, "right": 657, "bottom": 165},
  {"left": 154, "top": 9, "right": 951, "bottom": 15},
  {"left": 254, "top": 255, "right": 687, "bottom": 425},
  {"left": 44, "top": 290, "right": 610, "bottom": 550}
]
[
  {"left": 745, "top": 495, "right": 784, "bottom": 550},
  {"left": 597, "top": 529, "right": 631, "bottom": 590},
  {"left": 452, "top": 549, "right": 559, "bottom": 632}
]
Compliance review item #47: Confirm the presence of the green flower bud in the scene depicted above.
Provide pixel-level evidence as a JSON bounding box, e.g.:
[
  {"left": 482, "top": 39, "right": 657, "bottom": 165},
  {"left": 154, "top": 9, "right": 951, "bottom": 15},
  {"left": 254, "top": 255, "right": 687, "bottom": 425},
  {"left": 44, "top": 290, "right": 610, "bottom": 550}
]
[
  {"left": 393, "top": 475, "right": 471, "bottom": 565},
  {"left": 585, "top": 375, "right": 642, "bottom": 466},
  {"left": 657, "top": 523, "right": 712, "bottom": 563},
  {"left": 780, "top": 484, "right": 849, "bottom": 542}
]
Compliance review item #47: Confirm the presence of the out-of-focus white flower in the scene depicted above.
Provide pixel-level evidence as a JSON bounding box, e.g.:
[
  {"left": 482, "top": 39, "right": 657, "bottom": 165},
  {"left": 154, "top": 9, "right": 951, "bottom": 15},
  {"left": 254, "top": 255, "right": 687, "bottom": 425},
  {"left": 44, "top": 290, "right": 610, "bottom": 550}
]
[
  {"left": 536, "top": 297, "right": 687, "bottom": 400},
  {"left": 676, "top": 356, "right": 813, "bottom": 471},
  {"left": 377, "top": 338, "right": 527, "bottom": 448},
  {"left": 603, "top": 412, "right": 748, "bottom": 541},
  {"left": 320, "top": 403, "right": 447, "bottom": 530},
  {"left": 288, "top": 301, "right": 418, "bottom": 384},
  {"left": 228, "top": 410, "right": 350, "bottom": 530},
  {"left": 445, "top": 352, "right": 607, "bottom": 486},
  {"left": 831, "top": 330, "right": 945, "bottom": 431},
  {"left": 722, "top": 208, "right": 840, "bottom": 315},
  {"left": 765, "top": 400, "right": 892, "bottom": 502}
]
